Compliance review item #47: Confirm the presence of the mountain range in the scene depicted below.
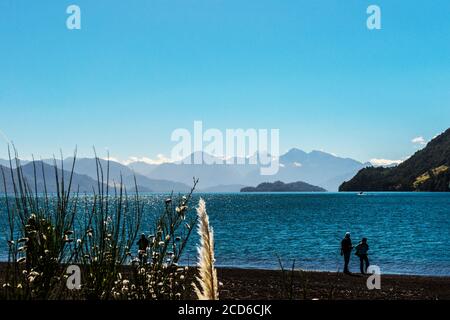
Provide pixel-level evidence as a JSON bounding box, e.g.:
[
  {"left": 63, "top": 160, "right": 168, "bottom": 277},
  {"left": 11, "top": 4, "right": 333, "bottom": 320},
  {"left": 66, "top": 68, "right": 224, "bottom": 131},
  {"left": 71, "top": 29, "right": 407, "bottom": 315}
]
[
  {"left": 126, "top": 149, "right": 370, "bottom": 191},
  {"left": 0, "top": 149, "right": 371, "bottom": 193},
  {"left": 339, "top": 128, "right": 450, "bottom": 192},
  {"left": 0, "top": 161, "right": 102, "bottom": 193}
]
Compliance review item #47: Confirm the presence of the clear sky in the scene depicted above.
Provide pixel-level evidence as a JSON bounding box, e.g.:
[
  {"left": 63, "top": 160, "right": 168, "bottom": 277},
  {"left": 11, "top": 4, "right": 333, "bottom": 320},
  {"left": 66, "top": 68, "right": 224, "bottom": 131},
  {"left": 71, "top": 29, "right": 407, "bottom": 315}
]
[{"left": 0, "top": 0, "right": 449, "bottom": 164}]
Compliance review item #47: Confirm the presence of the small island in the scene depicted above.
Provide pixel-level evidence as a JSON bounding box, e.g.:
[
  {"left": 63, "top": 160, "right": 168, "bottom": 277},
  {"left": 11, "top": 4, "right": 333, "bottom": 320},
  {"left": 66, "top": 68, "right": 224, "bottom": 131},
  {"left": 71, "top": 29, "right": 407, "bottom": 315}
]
[{"left": 240, "top": 180, "right": 326, "bottom": 192}]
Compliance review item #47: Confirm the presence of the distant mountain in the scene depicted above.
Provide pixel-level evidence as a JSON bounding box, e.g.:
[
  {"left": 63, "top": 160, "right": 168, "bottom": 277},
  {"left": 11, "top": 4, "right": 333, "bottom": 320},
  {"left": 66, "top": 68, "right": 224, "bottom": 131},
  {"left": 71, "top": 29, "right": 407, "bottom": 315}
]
[
  {"left": 53, "top": 158, "right": 192, "bottom": 193},
  {"left": 143, "top": 152, "right": 253, "bottom": 190},
  {"left": 241, "top": 181, "right": 326, "bottom": 192},
  {"left": 0, "top": 158, "right": 29, "bottom": 168},
  {"left": 131, "top": 149, "right": 369, "bottom": 191},
  {"left": 246, "top": 149, "right": 371, "bottom": 191},
  {"left": 0, "top": 159, "right": 191, "bottom": 194},
  {"left": 127, "top": 161, "right": 158, "bottom": 176},
  {"left": 0, "top": 161, "right": 103, "bottom": 193},
  {"left": 339, "top": 129, "right": 450, "bottom": 192}
]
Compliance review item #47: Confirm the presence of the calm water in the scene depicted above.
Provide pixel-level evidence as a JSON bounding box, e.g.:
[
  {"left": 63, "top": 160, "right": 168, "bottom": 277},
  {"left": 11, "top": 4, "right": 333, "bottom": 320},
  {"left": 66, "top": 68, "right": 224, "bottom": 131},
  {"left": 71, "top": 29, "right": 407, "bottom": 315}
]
[{"left": 1, "top": 193, "right": 450, "bottom": 276}]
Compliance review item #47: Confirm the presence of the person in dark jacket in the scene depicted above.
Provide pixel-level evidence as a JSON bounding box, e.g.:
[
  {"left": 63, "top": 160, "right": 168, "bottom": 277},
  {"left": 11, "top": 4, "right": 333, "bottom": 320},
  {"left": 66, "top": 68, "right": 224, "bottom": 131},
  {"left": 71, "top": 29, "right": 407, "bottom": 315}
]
[
  {"left": 355, "top": 238, "right": 370, "bottom": 274},
  {"left": 137, "top": 233, "right": 150, "bottom": 264},
  {"left": 340, "top": 232, "right": 353, "bottom": 274}
]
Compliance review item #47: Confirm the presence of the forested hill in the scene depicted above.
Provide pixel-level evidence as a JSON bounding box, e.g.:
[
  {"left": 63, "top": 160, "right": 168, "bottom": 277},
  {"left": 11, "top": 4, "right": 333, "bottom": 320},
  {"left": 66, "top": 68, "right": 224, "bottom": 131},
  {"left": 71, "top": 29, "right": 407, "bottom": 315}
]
[{"left": 339, "top": 128, "right": 450, "bottom": 192}]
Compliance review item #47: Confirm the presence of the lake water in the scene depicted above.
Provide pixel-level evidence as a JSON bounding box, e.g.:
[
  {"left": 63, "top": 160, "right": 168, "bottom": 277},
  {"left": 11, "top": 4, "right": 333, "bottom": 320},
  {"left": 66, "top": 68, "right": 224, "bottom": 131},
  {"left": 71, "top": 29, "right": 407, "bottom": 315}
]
[{"left": 1, "top": 192, "right": 450, "bottom": 276}]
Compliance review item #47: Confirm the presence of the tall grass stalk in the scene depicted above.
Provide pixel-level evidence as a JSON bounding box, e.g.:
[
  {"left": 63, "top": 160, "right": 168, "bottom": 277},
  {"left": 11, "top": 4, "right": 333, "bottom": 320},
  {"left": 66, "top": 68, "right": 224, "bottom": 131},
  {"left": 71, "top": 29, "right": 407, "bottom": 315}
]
[
  {"left": 277, "top": 256, "right": 297, "bottom": 300},
  {"left": 73, "top": 152, "right": 144, "bottom": 300},
  {"left": 193, "top": 198, "right": 219, "bottom": 300}
]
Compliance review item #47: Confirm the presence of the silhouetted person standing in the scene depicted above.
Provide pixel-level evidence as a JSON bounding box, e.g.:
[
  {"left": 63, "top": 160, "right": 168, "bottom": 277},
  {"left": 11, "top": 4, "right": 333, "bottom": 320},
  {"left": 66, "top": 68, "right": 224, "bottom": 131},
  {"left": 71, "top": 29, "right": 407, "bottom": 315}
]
[
  {"left": 341, "top": 232, "right": 353, "bottom": 274},
  {"left": 137, "top": 233, "right": 150, "bottom": 264},
  {"left": 355, "top": 238, "right": 370, "bottom": 274}
]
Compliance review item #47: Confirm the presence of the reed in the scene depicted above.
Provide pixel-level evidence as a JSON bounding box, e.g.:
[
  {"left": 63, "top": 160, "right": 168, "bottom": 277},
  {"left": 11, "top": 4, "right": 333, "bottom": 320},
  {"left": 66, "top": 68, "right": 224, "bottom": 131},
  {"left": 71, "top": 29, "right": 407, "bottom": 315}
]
[
  {"left": 0, "top": 146, "right": 80, "bottom": 299},
  {"left": 73, "top": 153, "right": 144, "bottom": 300},
  {"left": 193, "top": 198, "right": 219, "bottom": 300},
  {"left": 277, "top": 256, "right": 297, "bottom": 300}
]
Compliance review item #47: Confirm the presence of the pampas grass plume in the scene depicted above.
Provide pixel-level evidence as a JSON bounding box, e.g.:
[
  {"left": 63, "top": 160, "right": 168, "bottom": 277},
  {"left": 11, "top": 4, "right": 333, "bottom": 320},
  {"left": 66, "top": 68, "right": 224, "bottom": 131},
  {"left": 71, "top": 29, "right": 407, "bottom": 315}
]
[{"left": 193, "top": 198, "right": 219, "bottom": 300}]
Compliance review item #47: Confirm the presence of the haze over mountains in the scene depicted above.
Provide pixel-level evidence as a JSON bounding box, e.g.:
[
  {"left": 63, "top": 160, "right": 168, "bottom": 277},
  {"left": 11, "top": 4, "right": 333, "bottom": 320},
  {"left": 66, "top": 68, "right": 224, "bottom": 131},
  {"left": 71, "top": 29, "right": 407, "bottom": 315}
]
[
  {"left": 42, "top": 158, "right": 192, "bottom": 193},
  {"left": 1, "top": 149, "right": 370, "bottom": 193},
  {"left": 0, "top": 159, "right": 191, "bottom": 193},
  {"left": 0, "top": 161, "right": 101, "bottom": 193},
  {"left": 131, "top": 149, "right": 370, "bottom": 191}
]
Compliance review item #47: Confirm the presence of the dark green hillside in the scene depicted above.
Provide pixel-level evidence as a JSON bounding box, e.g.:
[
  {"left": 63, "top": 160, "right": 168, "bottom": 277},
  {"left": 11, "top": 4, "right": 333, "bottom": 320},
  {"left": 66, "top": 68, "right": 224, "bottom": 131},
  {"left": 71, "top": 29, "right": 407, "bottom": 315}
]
[{"left": 339, "top": 128, "right": 450, "bottom": 192}]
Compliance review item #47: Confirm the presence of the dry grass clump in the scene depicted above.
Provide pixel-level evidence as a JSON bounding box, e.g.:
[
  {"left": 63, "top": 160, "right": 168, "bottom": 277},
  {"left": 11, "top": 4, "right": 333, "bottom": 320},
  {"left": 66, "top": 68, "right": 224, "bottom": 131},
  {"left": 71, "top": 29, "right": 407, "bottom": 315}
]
[
  {"left": 112, "top": 180, "right": 199, "bottom": 300},
  {"left": 0, "top": 147, "right": 205, "bottom": 300},
  {"left": 1, "top": 148, "right": 80, "bottom": 299}
]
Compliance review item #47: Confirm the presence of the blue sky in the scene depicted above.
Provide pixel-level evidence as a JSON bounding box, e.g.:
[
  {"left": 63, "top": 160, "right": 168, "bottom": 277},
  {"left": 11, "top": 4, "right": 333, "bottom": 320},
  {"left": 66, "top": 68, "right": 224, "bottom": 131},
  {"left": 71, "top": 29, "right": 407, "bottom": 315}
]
[{"left": 0, "top": 0, "right": 449, "bottom": 164}]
